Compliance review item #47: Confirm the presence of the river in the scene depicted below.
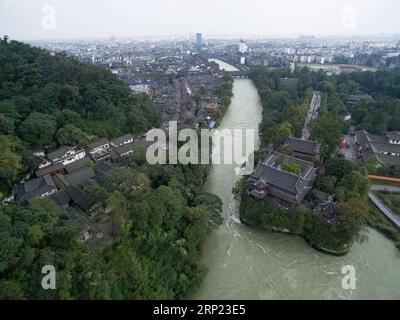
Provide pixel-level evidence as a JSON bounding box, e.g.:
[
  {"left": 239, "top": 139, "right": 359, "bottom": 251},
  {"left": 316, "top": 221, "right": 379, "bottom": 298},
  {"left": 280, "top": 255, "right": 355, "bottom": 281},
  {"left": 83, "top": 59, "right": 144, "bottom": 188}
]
[{"left": 194, "top": 59, "right": 400, "bottom": 299}]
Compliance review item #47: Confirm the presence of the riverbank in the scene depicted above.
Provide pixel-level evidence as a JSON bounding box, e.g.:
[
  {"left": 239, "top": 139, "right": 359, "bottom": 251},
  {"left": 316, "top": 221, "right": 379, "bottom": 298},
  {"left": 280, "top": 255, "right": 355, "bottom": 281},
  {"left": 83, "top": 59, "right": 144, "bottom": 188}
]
[
  {"left": 240, "top": 214, "right": 350, "bottom": 256},
  {"left": 195, "top": 59, "right": 400, "bottom": 300},
  {"left": 238, "top": 191, "right": 352, "bottom": 256}
]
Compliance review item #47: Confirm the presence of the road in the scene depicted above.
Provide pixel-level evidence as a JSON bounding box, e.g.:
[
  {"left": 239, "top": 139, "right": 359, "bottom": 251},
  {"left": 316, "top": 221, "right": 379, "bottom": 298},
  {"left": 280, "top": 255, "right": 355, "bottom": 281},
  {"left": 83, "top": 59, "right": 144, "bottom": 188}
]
[
  {"left": 302, "top": 91, "right": 321, "bottom": 140},
  {"left": 370, "top": 185, "right": 400, "bottom": 193},
  {"left": 368, "top": 192, "right": 400, "bottom": 228}
]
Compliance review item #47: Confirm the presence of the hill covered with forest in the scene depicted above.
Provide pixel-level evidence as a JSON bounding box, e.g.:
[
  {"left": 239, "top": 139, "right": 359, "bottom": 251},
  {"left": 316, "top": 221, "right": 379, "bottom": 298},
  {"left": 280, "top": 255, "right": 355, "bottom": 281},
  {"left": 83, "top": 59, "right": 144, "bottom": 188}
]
[
  {"left": 0, "top": 37, "right": 161, "bottom": 194},
  {"left": 0, "top": 37, "right": 223, "bottom": 299}
]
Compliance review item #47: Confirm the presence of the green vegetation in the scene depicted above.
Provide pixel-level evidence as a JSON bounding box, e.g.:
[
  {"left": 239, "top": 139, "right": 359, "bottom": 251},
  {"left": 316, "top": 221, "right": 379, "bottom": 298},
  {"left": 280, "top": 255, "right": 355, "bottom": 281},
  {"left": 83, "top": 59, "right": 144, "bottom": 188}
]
[
  {"left": 213, "top": 75, "right": 234, "bottom": 123},
  {"left": 336, "top": 69, "right": 400, "bottom": 134},
  {"left": 310, "top": 113, "right": 342, "bottom": 158},
  {"left": 240, "top": 192, "right": 307, "bottom": 236},
  {"left": 239, "top": 192, "right": 367, "bottom": 253},
  {"left": 0, "top": 141, "right": 223, "bottom": 300},
  {"left": 0, "top": 134, "right": 35, "bottom": 195},
  {"left": 365, "top": 203, "right": 400, "bottom": 246},
  {"left": 0, "top": 37, "right": 162, "bottom": 194},
  {"left": 0, "top": 38, "right": 223, "bottom": 299},
  {"left": 242, "top": 67, "right": 374, "bottom": 253},
  {"left": 370, "top": 165, "right": 400, "bottom": 180},
  {"left": 251, "top": 67, "right": 311, "bottom": 145},
  {"left": 368, "top": 178, "right": 400, "bottom": 188},
  {"left": 282, "top": 163, "right": 301, "bottom": 175},
  {"left": 374, "top": 192, "right": 400, "bottom": 218}
]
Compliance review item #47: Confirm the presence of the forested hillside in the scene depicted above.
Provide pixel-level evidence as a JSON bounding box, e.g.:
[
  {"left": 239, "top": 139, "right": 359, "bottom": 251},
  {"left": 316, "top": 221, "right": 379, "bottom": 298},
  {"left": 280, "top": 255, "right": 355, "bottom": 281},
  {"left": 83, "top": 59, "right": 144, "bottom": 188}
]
[
  {"left": 0, "top": 37, "right": 161, "bottom": 194},
  {"left": 0, "top": 38, "right": 223, "bottom": 299},
  {"left": 0, "top": 157, "right": 223, "bottom": 299}
]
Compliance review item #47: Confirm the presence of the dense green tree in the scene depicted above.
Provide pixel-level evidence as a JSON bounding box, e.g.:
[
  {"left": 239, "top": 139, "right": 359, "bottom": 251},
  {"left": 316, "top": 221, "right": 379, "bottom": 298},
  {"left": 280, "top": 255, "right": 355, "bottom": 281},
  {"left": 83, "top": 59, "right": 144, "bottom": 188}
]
[
  {"left": 267, "top": 121, "right": 293, "bottom": 146},
  {"left": 103, "top": 168, "right": 151, "bottom": 200},
  {"left": 57, "top": 109, "right": 83, "bottom": 128},
  {"left": 0, "top": 38, "right": 223, "bottom": 300},
  {"left": 324, "top": 158, "right": 357, "bottom": 181},
  {"left": 107, "top": 191, "right": 129, "bottom": 236},
  {"left": 0, "top": 135, "right": 25, "bottom": 191},
  {"left": 0, "top": 114, "right": 15, "bottom": 134},
  {"left": 18, "top": 112, "right": 57, "bottom": 147},
  {"left": 337, "top": 170, "right": 370, "bottom": 200},
  {"left": 56, "top": 124, "right": 90, "bottom": 147},
  {"left": 0, "top": 39, "right": 161, "bottom": 143},
  {"left": 319, "top": 176, "right": 337, "bottom": 194},
  {"left": 282, "top": 162, "right": 301, "bottom": 175},
  {"left": 311, "top": 113, "right": 342, "bottom": 158}
]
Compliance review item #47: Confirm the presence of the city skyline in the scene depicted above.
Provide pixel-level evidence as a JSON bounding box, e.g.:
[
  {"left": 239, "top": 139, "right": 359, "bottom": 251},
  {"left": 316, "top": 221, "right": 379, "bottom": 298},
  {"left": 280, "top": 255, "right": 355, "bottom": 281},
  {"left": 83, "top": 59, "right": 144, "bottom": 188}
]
[{"left": 1, "top": 0, "right": 400, "bottom": 41}]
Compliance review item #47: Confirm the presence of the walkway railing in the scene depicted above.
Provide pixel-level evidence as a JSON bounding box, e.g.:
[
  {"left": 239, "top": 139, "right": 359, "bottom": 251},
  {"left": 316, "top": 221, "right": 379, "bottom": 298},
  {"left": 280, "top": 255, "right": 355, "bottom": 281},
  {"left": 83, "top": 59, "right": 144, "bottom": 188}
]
[{"left": 368, "top": 191, "right": 400, "bottom": 228}]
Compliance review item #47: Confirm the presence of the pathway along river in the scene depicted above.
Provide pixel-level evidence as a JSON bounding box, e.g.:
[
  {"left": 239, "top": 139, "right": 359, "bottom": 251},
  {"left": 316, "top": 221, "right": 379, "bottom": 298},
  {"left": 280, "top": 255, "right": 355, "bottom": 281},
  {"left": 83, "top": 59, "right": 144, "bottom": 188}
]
[{"left": 194, "top": 59, "right": 400, "bottom": 299}]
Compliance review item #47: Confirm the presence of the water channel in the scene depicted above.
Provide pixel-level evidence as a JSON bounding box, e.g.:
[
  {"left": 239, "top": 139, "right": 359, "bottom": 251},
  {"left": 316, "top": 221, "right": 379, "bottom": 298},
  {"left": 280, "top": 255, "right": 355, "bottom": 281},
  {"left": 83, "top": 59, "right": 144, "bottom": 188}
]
[{"left": 194, "top": 59, "right": 400, "bottom": 299}]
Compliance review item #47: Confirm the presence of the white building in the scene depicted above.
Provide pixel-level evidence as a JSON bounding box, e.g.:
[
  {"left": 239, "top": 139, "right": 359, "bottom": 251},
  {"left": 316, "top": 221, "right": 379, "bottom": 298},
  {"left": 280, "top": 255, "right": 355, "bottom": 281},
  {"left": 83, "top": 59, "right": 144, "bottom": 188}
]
[
  {"left": 239, "top": 41, "right": 248, "bottom": 54},
  {"left": 47, "top": 147, "right": 86, "bottom": 166}
]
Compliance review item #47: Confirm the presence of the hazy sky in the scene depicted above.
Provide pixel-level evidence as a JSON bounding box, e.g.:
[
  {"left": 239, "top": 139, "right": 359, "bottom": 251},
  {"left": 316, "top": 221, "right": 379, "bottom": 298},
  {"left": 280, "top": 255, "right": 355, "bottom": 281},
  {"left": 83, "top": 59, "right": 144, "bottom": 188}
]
[{"left": 1, "top": 0, "right": 399, "bottom": 40}]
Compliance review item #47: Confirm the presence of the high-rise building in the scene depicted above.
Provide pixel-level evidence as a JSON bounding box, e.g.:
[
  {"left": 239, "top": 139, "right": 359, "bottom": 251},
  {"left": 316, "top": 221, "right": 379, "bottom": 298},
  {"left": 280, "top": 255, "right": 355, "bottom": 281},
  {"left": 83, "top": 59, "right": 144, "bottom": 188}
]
[
  {"left": 239, "top": 40, "right": 248, "bottom": 54},
  {"left": 196, "top": 33, "right": 203, "bottom": 50}
]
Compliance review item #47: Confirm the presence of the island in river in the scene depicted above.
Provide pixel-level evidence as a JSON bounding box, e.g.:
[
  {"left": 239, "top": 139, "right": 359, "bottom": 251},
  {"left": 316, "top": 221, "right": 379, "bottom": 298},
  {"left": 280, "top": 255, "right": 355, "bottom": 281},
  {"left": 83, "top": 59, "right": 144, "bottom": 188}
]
[{"left": 194, "top": 59, "right": 400, "bottom": 300}]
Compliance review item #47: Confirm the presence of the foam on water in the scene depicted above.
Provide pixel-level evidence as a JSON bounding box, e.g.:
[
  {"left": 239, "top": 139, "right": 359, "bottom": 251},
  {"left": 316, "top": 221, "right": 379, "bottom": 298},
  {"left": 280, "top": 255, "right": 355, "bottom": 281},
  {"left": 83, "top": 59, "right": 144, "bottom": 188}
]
[{"left": 194, "top": 60, "right": 400, "bottom": 300}]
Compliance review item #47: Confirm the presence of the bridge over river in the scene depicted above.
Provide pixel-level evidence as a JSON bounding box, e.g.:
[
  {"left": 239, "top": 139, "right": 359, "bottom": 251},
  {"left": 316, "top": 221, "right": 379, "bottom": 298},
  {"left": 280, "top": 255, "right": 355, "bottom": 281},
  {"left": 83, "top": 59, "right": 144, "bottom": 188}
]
[{"left": 208, "top": 58, "right": 249, "bottom": 78}]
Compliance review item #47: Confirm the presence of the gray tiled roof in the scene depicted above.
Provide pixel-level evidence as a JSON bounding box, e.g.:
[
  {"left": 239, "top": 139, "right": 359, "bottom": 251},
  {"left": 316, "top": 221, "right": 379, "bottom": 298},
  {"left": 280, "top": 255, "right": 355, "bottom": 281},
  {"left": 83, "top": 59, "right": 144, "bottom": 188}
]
[
  {"left": 286, "top": 137, "right": 320, "bottom": 156},
  {"left": 49, "top": 190, "right": 70, "bottom": 208},
  {"left": 64, "top": 157, "right": 94, "bottom": 174},
  {"left": 64, "top": 167, "right": 96, "bottom": 187},
  {"left": 251, "top": 151, "right": 317, "bottom": 202},
  {"left": 370, "top": 142, "right": 400, "bottom": 154},
  {"left": 387, "top": 131, "right": 400, "bottom": 141},
  {"left": 96, "top": 160, "right": 118, "bottom": 174},
  {"left": 35, "top": 162, "right": 65, "bottom": 177},
  {"left": 253, "top": 164, "right": 300, "bottom": 195},
  {"left": 87, "top": 138, "right": 109, "bottom": 150},
  {"left": 111, "top": 134, "right": 134, "bottom": 146},
  {"left": 376, "top": 154, "right": 400, "bottom": 166},
  {"left": 114, "top": 142, "right": 135, "bottom": 156},
  {"left": 47, "top": 147, "right": 69, "bottom": 161},
  {"left": 355, "top": 130, "right": 400, "bottom": 165},
  {"left": 65, "top": 185, "right": 94, "bottom": 212},
  {"left": 264, "top": 152, "right": 315, "bottom": 176},
  {"left": 14, "top": 175, "right": 56, "bottom": 203}
]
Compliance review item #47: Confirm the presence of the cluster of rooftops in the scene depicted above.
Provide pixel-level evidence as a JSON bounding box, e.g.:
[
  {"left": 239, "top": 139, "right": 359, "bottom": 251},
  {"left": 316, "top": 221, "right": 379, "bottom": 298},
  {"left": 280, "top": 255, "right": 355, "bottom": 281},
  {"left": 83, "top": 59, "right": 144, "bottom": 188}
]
[
  {"left": 12, "top": 133, "right": 142, "bottom": 218},
  {"left": 355, "top": 130, "right": 400, "bottom": 166},
  {"left": 249, "top": 137, "right": 321, "bottom": 207}
]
